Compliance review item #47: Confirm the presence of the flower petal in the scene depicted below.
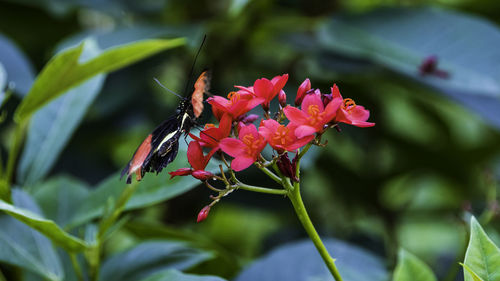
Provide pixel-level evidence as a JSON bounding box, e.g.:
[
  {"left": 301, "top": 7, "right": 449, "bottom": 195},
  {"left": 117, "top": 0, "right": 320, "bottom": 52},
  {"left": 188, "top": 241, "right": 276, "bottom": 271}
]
[
  {"left": 219, "top": 138, "right": 246, "bottom": 157},
  {"left": 253, "top": 78, "right": 273, "bottom": 99},
  {"left": 301, "top": 91, "right": 324, "bottom": 112},
  {"left": 187, "top": 141, "right": 205, "bottom": 170},
  {"left": 271, "top": 74, "right": 288, "bottom": 95},
  {"left": 286, "top": 135, "right": 314, "bottom": 151},
  {"left": 349, "top": 105, "right": 370, "bottom": 122},
  {"left": 323, "top": 97, "right": 343, "bottom": 122},
  {"left": 231, "top": 156, "right": 255, "bottom": 171},
  {"left": 238, "top": 123, "right": 259, "bottom": 140},
  {"left": 168, "top": 168, "right": 193, "bottom": 179},
  {"left": 284, "top": 106, "right": 308, "bottom": 124},
  {"left": 350, "top": 120, "right": 376, "bottom": 127},
  {"left": 294, "top": 125, "right": 317, "bottom": 138},
  {"left": 331, "top": 84, "right": 342, "bottom": 99}
]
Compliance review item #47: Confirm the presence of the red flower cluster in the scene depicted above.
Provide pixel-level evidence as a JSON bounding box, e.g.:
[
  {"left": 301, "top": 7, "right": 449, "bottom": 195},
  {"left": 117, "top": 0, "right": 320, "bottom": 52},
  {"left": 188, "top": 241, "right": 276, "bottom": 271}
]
[{"left": 169, "top": 74, "right": 375, "bottom": 211}]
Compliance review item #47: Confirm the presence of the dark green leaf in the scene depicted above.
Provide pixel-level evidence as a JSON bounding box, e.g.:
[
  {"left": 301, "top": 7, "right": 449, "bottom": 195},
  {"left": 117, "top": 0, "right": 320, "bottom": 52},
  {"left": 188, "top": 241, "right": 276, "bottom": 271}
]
[
  {"left": 99, "top": 240, "right": 214, "bottom": 281},
  {"left": 318, "top": 7, "right": 500, "bottom": 128},
  {"left": 319, "top": 7, "right": 500, "bottom": 97},
  {"left": 66, "top": 146, "right": 221, "bottom": 229},
  {"left": 0, "top": 189, "right": 63, "bottom": 281},
  {"left": 139, "top": 269, "right": 226, "bottom": 281},
  {"left": 0, "top": 62, "right": 5, "bottom": 100},
  {"left": 31, "top": 176, "right": 90, "bottom": 226},
  {"left": 59, "top": 24, "right": 202, "bottom": 50},
  {"left": 235, "top": 239, "right": 387, "bottom": 281},
  {"left": 393, "top": 249, "right": 437, "bottom": 281},
  {"left": 17, "top": 39, "right": 106, "bottom": 185},
  {"left": 0, "top": 189, "right": 87, "bottom": 253},
  {"left": 0, "top": 33, "right": 35, "bottom": 96},
  {"left": 463, "top": 216, "right": 500, "bottom": 281},
  {"left": 14, "top": 37, "right": 185, "bottom": 121}
]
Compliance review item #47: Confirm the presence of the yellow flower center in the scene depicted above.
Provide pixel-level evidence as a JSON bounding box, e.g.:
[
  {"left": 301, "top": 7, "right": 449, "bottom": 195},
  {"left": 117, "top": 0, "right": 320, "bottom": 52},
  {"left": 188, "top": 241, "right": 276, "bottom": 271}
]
[
  {"left": 342, "top": 98, "right": 356, "bottom": 113},
  {"left": 242, "top": 134, "right": 263, "bottom": 155},
  {"left": 306, "top": 104, "right": 325, "bottom": 126},
  {"left": 273, "top": 125, "right": 293, "bottom": 145},
  {"left": 204, "top": 123, "right": 216, "bottom": 129},
  {"left": 227, "top": 92, "right": 241, "bottom": 105}
]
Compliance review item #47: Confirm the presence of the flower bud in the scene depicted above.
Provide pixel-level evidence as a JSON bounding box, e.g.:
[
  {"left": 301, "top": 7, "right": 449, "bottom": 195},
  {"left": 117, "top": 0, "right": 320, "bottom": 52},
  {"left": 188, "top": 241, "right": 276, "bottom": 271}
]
[
  {"left": 240, "top": 114, "right": 260, "bottom": 124},
  {"left": 278, "top": 90, "right": 287, "bottom": 107},
  {"left": 295, "top": 78, "right": 311, "bottom": 106},
  {"left": 192, "top": 170, "right": 214, "bottom": 181},
  {"left": 197, "top": 205, "right": 211, "bottom": 222},
  {"left": 276, "top": 153, "right": 298, "bottom": 182},
  {"left": 419, "top": 55, "right": 438, "bottom": 75}
]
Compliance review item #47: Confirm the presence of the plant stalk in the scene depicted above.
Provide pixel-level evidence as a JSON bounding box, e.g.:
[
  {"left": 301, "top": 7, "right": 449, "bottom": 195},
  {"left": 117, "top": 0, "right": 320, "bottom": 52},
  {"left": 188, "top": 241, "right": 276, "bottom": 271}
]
[{"left": 288, "top": 184, "right": 343, "bottom": 281}]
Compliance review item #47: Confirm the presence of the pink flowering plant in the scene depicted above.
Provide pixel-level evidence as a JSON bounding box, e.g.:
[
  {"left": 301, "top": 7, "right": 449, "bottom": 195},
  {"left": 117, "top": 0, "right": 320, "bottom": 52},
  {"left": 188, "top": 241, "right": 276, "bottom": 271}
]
[{"left": 169, "top": 74, "right": 374, "bottom": 281}]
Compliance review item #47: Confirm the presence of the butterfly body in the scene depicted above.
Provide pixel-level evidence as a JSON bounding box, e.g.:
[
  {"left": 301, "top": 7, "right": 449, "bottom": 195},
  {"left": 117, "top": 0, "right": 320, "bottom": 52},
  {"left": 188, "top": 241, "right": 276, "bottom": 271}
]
[{"left": 122, "top": 71, "right": 210, "bottom": 183}]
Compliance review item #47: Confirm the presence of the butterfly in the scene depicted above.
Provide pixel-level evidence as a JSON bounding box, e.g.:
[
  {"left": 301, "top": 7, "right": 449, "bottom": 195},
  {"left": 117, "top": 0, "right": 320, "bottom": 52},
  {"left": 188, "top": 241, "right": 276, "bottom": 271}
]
[{"left": 121, "top": 71, "right": 210, "bottom": 184}]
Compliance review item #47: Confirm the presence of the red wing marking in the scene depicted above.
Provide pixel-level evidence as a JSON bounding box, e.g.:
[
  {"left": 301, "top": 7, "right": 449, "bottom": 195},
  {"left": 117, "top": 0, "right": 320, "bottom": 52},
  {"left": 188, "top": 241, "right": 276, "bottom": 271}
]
[
  {"left": 192, "top": 71, "right": 209, "bottom": 118},
  {"left": 128, "top": 134, "right": 152, "bottom": 181}
]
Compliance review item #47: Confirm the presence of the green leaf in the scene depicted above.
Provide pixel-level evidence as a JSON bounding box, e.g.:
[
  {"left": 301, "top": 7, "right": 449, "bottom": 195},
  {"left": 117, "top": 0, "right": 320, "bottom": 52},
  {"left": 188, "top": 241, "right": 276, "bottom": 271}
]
[
  {"left": 139, "top": 269, "right": 226, "bottom": 281},
  {"left": 0, "top": 189, "right": 87, "bottom": 253},
  {"left": 319, "top": 7, "right": 500, "bottom": 97},
  {"left": 393, "top": 249, "right": 437, "bottom": 281},
  {"left": 66, "top": 146, "right": 221, "bottom": 229},
  {"left": 31, "top": 176, "right": 90, "bottom": 226},
  {"left": 461, "top": 263, "right": 485, "bottom": 281},
  {"left": 463, "top": 216, "right": 500, "bottom": 281},
  {"left": 14, "top": 37, "right": 185, "bottom": 121},
  {"left": 0, "top": 33, "right": 35, "bottom": 96},
  {"left": 99, "top": 240, "right": 214, "bottom": 281},
  {"left": 17, "top": 39, "right": 106, "bottom": 185},
  {"left": 0, "top": 189, "right": 63, "bottom": 281},
  {"left": 318, "top": 7, "right": 500, "bottom": 128},
  {"left": 235, "top": 238, "right": 387, "bottom": 281},
  {"left": 0, "top": 62, "right": 5, "bottom": 93}
]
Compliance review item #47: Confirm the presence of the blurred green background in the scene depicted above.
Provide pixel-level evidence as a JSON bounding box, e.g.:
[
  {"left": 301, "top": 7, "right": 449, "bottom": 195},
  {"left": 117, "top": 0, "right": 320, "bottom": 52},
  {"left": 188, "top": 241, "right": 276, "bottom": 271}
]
[{"left": 1, "top": 0, "right": 500, "bottom": 280}]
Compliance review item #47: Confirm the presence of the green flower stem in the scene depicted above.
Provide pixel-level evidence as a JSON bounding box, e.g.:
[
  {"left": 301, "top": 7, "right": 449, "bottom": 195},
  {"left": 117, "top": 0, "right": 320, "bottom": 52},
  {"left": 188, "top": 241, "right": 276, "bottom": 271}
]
[
  {"left": 287, "top": 182, "right": 343, "bottom": 281},
  {"left": 70, "top": 253, "right": 84, "bottom": 281},
  {"left": 257, "top": 166, "right": 282, "bottom": 184},
  {"left": 298, "top": 142, "right": 312, "bottom": 160},
  {"left": 2, "top": 120, "right": 28, "bottom": 203},
  {"left": 237, "top": 182, "right": 287, "bottom": 195},
  {"left": 98, "top": 181, "right": 140, "bottom": 238}
]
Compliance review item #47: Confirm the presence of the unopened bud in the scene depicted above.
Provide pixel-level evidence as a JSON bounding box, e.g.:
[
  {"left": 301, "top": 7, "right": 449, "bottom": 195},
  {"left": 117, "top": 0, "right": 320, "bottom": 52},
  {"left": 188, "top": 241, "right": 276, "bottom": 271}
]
[
  {"left": 278, "top": 90, "right": 287, "bottom": 107},
  {"left": 295, "top": 78, "right": 311, "bottom": 106},
  {"left": 240, "top": 114, "right": 260, "bottom": 124},
  {"left": 197, "top": 205, "right": 211, "bottom": 222},
  {"left": 277, "top": 153, "right": 298, "bottom": 182},
  {"left": 192, "top": 170, "right": 214, "bottom": 181}
]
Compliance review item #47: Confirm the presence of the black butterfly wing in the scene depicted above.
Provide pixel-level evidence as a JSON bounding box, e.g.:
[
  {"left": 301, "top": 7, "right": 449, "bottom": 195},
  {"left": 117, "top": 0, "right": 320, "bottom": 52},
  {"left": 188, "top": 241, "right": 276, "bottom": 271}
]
[{"left": 142, "top": 115, "right": 184, "bottom": 175}]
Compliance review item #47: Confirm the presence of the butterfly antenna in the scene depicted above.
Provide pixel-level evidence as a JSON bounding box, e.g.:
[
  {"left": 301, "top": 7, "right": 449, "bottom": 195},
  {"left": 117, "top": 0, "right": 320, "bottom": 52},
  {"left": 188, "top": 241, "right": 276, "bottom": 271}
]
[
  {"left": 183, "top": 35, "right": 207, "bottom": 95},
  {"left": 153, "top": 78, "right": 183, "bottom": 99}
]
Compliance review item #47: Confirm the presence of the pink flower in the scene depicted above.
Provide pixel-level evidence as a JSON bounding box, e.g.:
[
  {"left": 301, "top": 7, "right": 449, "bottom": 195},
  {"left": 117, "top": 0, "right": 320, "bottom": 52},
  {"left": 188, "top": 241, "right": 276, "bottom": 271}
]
[
  {"left": 283, "top": 90, "right": 342, "bottom": 138},
  {"left": 237, "top": 74, "right": 289, "bottom": 111},
  {"left": 259, "top": 119, "right": 313, "bottom": 152},
  {"left": 208, "top": 91, "right": 264, "bottom": 121},
  {"left": 330, "top": 85, "right": 375, "bottom": 127},
  {"left": 189, "top": 113, "right": 232, "bottom": 150},
  {"left": 295, "top": 78, "right": 311, "bottom": 106},
  {"left": 219, "top": 124, "right": 267, "bottom": 171},
  {"left": 169, "top": 141, "right": 215, "bottom": 180}
]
